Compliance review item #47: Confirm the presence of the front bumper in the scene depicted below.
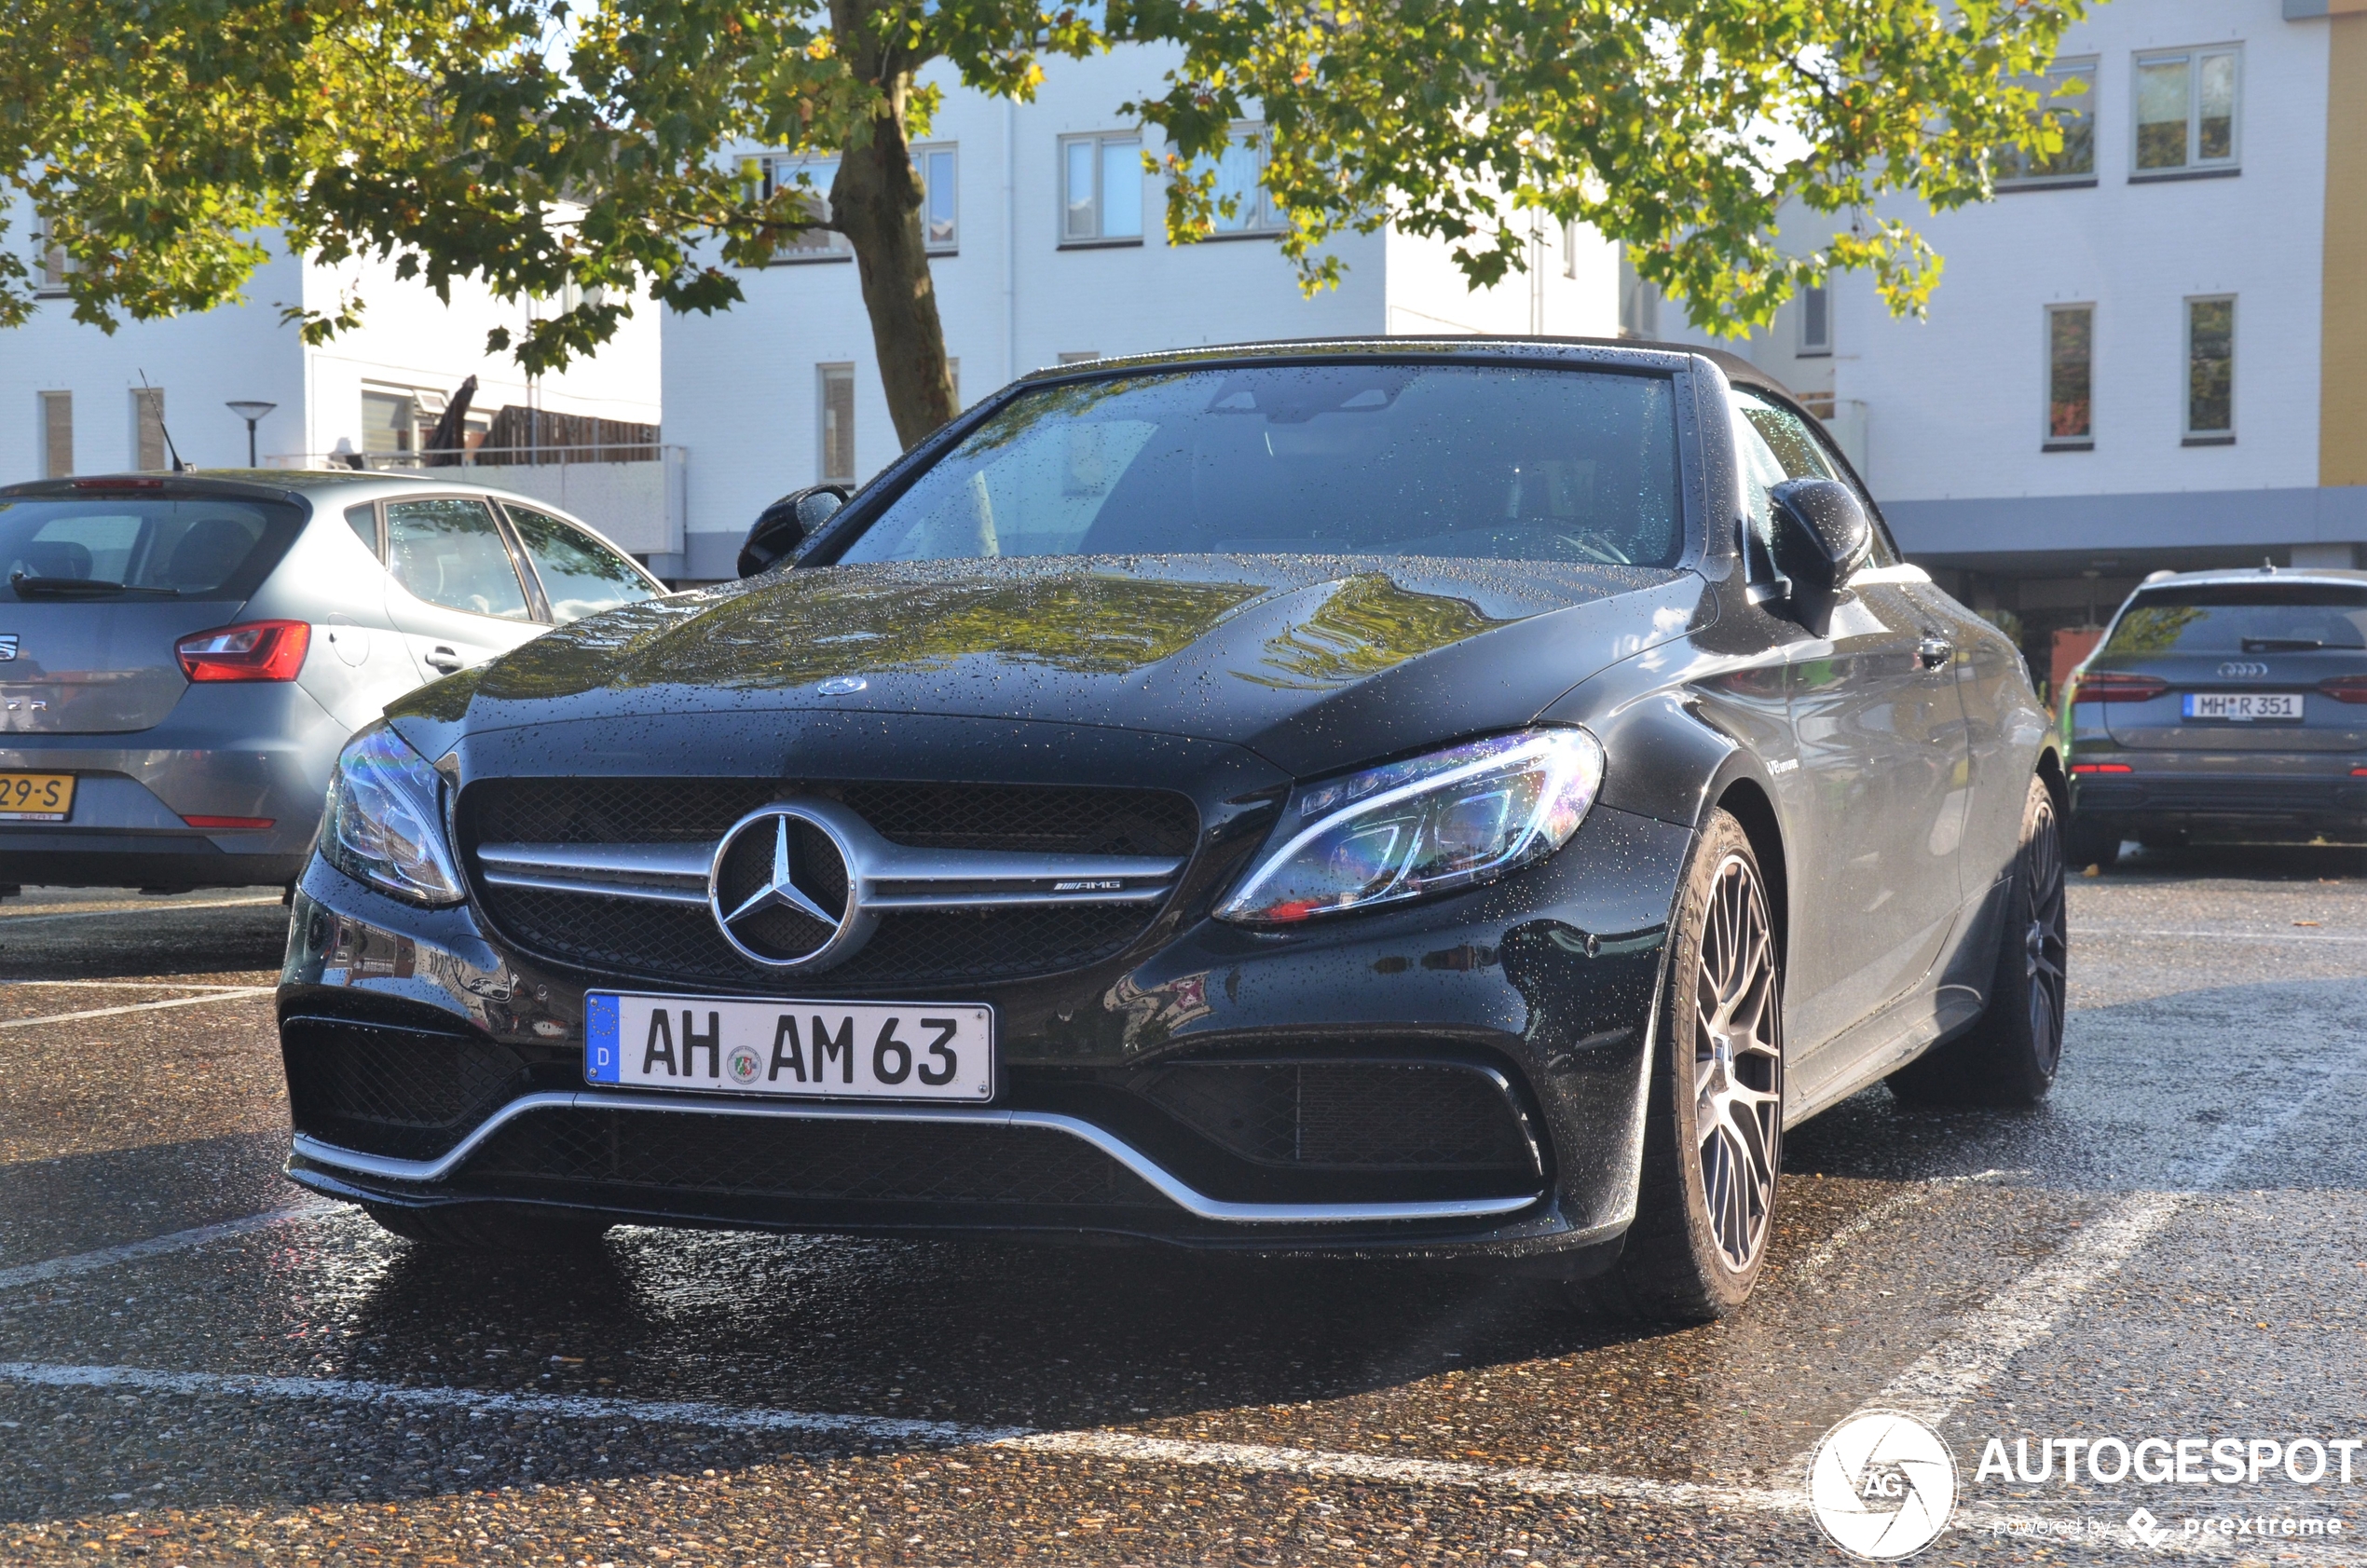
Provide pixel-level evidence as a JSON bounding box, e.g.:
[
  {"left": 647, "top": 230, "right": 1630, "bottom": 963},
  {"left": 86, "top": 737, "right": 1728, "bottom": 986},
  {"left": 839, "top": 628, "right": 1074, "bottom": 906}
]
[{"left": 277, "top": 801, "right": 1694, "bottom": 1264}]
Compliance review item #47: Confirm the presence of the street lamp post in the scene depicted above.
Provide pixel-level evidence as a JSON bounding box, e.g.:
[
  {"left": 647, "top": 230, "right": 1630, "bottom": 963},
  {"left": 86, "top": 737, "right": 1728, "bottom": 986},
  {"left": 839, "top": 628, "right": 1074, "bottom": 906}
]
[{"left": 226, "top": 401, "right": 277, "bottom": 468}]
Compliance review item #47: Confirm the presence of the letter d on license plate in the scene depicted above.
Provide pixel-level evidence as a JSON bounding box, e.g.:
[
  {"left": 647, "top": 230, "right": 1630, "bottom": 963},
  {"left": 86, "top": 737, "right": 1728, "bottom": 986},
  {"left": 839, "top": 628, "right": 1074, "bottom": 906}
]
[{"left": 584, "top": 992, "right": 994, "bottom": 1101}]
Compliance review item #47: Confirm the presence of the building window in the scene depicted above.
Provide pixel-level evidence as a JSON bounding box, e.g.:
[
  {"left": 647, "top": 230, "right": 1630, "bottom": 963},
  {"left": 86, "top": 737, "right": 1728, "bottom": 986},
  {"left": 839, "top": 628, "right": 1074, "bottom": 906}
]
[
  {"left": 32, "top": 222, "right": 71, "bottom": 296},
  {"left": 1998, "top": 57, "right": 2098, "bottom": 184},
  {"left": 2134, "top": 48, "right": 2239, "bottom": 176},
  {"left": 2045, "top": 304, "right": 2094, "bottom": 450},
  {"left": 1184, "top": 123, "right": 1280, "bottom": 237},
  {"left": 39, "top": 391, "right": 71, "bottom": 479},
  {"left": 2184, "top": 296, "right": 2235, "bottom": 443},
  {"left": 1617, "top": 252, "right": 1659, "bottom": 339},
  {"left": 1060, "top": 133, "right": 1143, "bottom": 244},
  {"left": 916, "top": 143, "right": 957, "bottom": 252},
  {"left": 131, "top": 387, "right": 167, "bottom": 471},
  {"left": 361, "top": 390, "right": 416, "bottom": 457},
  {"left": 1799, "top": 284, "right": 1831, "bottom": 356},
  {"left": 746, "top": 154, "right": 853, "bottom": 261},
  {"left": 819, "top": 364, "right": 856, "bottom": 484}
]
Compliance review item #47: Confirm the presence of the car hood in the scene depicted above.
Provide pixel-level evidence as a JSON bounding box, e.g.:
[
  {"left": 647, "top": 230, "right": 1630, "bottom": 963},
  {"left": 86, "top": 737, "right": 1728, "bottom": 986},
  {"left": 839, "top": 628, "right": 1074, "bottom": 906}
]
[{"left": 404, "top": 556, "right": 1706, "bottom": 778}]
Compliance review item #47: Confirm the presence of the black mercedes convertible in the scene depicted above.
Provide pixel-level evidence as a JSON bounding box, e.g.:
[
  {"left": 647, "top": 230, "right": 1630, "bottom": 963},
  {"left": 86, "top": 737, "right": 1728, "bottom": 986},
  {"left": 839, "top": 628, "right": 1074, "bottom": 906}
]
[{"left": 278, "top": 339, "right": 2065, "bottom": 1320}]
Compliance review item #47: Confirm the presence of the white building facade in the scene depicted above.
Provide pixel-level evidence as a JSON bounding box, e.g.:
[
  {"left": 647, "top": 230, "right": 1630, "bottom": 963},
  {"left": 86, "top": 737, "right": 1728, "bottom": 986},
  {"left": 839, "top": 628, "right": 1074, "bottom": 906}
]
[
  {"left": 1652, "top": 0, "right": 2367, "bottom": 675},
  {"left": 4, "top": 225, "right": 667, "bottom": 545},
  {"left": 659, "top": 48, "right": 1623, "bottom": 580}
]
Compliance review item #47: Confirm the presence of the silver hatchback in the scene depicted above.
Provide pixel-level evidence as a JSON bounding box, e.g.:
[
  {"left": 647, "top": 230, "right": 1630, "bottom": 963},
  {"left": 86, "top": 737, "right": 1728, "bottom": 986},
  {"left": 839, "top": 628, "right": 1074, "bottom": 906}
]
[{"left": 0, "top": 470, "right": 664, "bottom": 893}]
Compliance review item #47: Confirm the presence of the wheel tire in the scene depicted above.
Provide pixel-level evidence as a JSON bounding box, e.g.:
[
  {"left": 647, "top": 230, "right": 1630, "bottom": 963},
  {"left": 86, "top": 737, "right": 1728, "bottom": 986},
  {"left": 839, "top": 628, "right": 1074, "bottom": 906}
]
[
  {"left": 2063, "top": 813, "right": 2121, "bottom": 870},
  {"left": 1888, "top": 775, "right": 2069, "bottom": 1109},
  {"left": 1579, "top": 810, "right": 1784, "bottom": 1323},
  {"left": 363, "top": 1202, "right": 613, "bottom": 1253}
]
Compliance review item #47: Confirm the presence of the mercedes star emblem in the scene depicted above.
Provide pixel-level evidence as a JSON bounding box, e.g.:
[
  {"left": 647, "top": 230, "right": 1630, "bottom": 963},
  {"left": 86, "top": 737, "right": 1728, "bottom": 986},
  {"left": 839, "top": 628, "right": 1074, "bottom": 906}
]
[{"left": 707, "top": 804, "right": 875, "bottom": 970}]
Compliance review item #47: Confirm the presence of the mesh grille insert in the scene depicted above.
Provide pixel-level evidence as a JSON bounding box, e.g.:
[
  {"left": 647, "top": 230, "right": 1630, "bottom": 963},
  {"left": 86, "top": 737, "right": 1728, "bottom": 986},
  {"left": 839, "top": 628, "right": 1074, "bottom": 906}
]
[
  {"left": 467, "top": 1107, "right": 1168, "bottom": 1207},
  {"left": 284, "top": 1019, "right": 531, "bottom": 1162},
  {"left": 1142, "top": 1061, "right": 1535, "bottom": 1171}
]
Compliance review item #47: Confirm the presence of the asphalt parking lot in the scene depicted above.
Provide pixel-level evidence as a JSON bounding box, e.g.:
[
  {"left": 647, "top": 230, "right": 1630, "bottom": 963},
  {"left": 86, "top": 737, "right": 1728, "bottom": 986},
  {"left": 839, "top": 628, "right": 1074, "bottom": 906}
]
[{"left": 0, "top": 852, "right": 2362, "bottom": 1568}]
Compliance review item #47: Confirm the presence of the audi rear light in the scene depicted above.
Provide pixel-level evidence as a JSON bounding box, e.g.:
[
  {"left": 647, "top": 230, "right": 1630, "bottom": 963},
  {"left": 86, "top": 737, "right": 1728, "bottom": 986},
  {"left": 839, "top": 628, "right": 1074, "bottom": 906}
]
[
  {"left": 2069, "top": 672, "right": 2169, "bottom": 703},
  {"left": 2318, "top": 675, "right": 2367, "bottom": 704},
  {"left": 176, "top": 620, "right": 310, "bottom": 682}
]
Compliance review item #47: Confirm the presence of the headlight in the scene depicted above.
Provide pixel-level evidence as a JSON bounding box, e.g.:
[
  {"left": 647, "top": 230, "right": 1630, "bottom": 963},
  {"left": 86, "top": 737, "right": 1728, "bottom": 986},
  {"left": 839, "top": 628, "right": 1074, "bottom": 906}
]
[
  {"left": 320, "top": 722, "right": 464, "bottom": 906},
  {"left": 1216, "top": 729, "right": 1605, "bottom": 926}
]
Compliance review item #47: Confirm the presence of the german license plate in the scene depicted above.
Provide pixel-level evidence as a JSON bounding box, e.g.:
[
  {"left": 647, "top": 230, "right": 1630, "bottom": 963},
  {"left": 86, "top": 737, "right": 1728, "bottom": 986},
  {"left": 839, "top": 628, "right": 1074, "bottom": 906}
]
[
  {"left": 584, "top": 992, "right": 994, "bottom": 1101},
  {"left": 2183, "top": 693, "right": 2303, "bottom": 722},
  {"left": 0, "top": 772, "right": 74, "bottom": 821}
]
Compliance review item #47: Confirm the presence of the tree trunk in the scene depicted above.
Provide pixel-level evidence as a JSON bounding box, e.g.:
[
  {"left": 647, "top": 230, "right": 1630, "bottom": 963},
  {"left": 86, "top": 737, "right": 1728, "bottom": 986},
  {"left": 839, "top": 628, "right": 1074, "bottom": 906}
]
[{"left": 828, "top": 35, "right": 960, "bottom": 450}]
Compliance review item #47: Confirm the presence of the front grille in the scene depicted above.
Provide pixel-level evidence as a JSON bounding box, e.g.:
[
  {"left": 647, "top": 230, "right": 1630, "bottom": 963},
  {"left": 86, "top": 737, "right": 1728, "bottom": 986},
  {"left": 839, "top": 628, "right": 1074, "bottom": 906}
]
[
  {"left": 283, "top": 1017, "right": 532, "bottom": 1161},
  {"left": 1141, "top": 1061, "right": 1537, "bottom": 1171},
  {"left": 466, "top": 1106, "right": 1167, "bottom": 1208},
  {"left": 469, "top": 778, "right": 1198, "bottom": 857},
  {"left": 463, "top": 778, "right": 1197, "bottom": 989}
]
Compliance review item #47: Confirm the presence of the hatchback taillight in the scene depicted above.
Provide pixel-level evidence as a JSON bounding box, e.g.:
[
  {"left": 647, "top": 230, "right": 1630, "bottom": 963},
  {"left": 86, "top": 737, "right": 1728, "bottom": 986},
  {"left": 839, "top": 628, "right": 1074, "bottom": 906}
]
[
  {"left": 2318, "top": 675, "right": 2367, "bottom": 704},
  {"left": 176, "top": 620, "right": 311, "bottom": 682},
  {"left": 2069, "top": 672, "right": 2169, "bottom": 703}
]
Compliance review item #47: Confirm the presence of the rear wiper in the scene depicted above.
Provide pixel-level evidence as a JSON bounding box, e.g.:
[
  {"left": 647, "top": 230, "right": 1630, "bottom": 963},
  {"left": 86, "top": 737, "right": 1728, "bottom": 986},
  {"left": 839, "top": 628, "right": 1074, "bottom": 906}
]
[
  {"left": 7, "top": 575, "right": 179, "bottom": 598},
  {"left": 2241, "top": 636, "right": 2322, "bottom": 651}
]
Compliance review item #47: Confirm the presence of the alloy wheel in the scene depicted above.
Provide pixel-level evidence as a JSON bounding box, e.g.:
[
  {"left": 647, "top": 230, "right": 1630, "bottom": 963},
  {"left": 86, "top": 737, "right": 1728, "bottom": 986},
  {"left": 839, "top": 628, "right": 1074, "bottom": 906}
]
[
  {"left": 2023, "top": 798, "right": 2069, "bottom": 1071},
  {"left": 1693, "top": 852, "right": 1783, "bottom": 1273}
]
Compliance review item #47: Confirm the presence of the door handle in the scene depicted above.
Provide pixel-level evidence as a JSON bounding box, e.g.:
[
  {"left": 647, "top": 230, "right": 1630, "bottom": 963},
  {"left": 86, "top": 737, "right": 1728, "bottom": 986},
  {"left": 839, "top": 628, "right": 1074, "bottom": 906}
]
[
  {"left": 425, "top": 646, "right": 464, "bottom": 674},
  {"left": 1918, "top": 637, "right": 1953, "bottom": 671}
]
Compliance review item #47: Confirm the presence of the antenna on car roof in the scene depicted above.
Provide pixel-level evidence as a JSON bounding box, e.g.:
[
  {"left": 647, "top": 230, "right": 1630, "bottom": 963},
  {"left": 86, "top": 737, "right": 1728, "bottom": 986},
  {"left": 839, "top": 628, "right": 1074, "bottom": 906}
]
[{"left": 137, "top": 369, "right": 186, "bottom": 473}]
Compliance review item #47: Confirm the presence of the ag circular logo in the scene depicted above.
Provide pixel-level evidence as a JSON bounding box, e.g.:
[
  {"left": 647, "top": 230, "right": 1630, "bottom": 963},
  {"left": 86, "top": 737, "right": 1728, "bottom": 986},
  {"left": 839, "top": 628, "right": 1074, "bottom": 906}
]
[
  {"left": 725, "top": 1043, "right": 762, "bottom": 1086},
  {"left": 707, "top": 804, "right": 874, "bottom": 971},
  {"left": 1807, "top": 1410, "right": 1958, "bottom": 1561}
]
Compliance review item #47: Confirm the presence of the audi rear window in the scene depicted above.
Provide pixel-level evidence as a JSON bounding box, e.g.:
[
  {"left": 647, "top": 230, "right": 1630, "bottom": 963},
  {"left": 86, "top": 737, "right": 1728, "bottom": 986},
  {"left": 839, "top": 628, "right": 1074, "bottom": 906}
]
[
  {"left": 0, "top": 496, "right": 305, "bottom": 600},
  {"left": 2104, "top": 583, "right": 2367, "bottom": 655},
  {"left": 836, "top": 363, "right": 1685, "bottom": 567}
]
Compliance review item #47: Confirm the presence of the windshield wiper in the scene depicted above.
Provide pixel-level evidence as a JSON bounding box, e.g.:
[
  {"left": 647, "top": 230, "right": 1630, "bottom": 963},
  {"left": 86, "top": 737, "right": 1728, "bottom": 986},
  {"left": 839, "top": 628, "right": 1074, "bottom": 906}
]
[
  {"left": 2241, "top": 636, "right": 2322, "bottom": 651},
  {"left": 8, "top": 574, "right": 180, "bottom": 598}
]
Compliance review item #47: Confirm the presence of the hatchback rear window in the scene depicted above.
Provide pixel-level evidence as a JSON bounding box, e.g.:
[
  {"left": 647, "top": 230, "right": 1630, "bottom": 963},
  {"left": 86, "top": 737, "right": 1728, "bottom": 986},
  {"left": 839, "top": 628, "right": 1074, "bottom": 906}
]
[
  {"left": 0, "top": 496, "right": 304, "bottom": 600},
  {"left": 2104, "top": 583, "right": 2367, "bottom": 655}
]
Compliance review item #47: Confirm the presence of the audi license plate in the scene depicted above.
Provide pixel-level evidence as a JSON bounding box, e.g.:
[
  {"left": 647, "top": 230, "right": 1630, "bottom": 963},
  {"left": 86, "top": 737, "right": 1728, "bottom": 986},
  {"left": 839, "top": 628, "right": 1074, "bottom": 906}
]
[
  {"left": 2183, "top": 693, "right": 2303, "bottom": 722},
  {"left": 584, "top": 992, "right": 994, "bottom": 1101},
  {"left": 0, "top": 772, "right": 74, "bottom": 821}
]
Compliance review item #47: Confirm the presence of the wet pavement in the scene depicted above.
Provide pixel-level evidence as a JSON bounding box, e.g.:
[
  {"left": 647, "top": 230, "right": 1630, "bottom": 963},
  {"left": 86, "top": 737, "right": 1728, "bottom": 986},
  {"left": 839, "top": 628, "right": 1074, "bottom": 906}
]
[{"left": 0, "top": 852, "right": 2362, "bottom": 1566}]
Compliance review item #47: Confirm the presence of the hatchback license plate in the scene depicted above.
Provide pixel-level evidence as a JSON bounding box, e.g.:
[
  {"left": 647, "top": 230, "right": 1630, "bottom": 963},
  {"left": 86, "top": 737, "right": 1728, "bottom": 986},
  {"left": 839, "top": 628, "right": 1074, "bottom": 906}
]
[
  {"left": 2183, "top": 693, "right": 2303, "bottom": 722},
  {"left": 585, "top": 992, "right": 994, "bottom": 1101},
  {"left": 0, "top": 772, "right": 74, "bottom": 821}
]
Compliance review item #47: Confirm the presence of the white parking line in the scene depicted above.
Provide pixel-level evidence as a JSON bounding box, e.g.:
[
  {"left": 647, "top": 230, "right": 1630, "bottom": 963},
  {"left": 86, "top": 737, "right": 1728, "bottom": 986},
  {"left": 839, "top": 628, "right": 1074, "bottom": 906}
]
[
  {"left": 0, "top": 979, "right": 271, "bottom": 991},
  {"left": 0, "top": 987, "right": 274, "bottom": 1031},
  {"left": 0, "top": 1205, "right": 337, "bottom": 1292},
  {"left": 0, "top": 896, "right": 282, "bottom": 924},
  {"left": 1784, "top": 1170, "right": 2012, "bottom": 1290},
  {"left": 2088, "top": 925, "right": 2367, "bottom": 946}
]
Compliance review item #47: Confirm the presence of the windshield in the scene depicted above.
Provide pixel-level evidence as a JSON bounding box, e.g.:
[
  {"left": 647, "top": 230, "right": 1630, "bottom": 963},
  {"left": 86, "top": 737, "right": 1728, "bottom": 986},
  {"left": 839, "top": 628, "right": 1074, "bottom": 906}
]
[
  {"left": 2104, "top": 583, "right": 2367, "bottom": 655},
  {"left": 838, "top": 364, "right": 1684, "bottom": 567},
  {"left": 0, "top": 496, "right": 305, "bottom": 600}
]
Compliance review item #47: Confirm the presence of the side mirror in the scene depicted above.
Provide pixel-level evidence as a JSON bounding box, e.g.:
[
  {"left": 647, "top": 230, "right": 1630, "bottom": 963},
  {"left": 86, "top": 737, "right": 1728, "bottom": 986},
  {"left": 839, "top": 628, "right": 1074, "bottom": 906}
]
[
  {"left": 737, "top": 484, "right": 849, "bottom": 578},
  {"left": 1767, "top": 478, "right": 1871, "bottom": 636}
]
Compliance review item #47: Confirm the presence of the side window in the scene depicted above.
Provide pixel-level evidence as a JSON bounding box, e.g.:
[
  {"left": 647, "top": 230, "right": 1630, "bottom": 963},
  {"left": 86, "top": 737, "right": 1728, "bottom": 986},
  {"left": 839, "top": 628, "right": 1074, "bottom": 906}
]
[
  {"left": 343, "top": 503, "right": 380, "bottom": 559},
  {"left": 501, "top": 504, "right": 658, "bottom": 624},
  {"left": 1729, "top": 389, "right": 1898, "bottom": 569},
  {"left": 384, "top": 498, "right": 533, "bottom": 620}
]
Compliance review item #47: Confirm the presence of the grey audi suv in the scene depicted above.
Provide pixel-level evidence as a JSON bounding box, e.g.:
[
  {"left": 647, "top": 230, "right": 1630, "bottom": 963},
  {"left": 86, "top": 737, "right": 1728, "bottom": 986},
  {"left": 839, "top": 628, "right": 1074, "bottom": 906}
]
[
  {"left": 0, "top": 470, "right": 662, "bottom": 893},
  {"left": 2062, "top": 565, "right": 2367, "bottom": 865}
]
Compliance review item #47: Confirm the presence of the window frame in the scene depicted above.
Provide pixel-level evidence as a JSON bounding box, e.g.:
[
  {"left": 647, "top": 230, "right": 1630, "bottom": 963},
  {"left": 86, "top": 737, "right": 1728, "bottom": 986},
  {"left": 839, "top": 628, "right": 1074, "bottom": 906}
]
[
  {"left": 497, "top": 499, "right": 664, "bottom": 620},
  {"left": 2043, "top": 302, "right": 2096, "bottom": 452},
  {"left": 130, "top": 388, "right": 168, "bottom": 472},
  {"left": 1058, "top": 131, "right": 1146, "bottom": 247},
  {"left": 914, "top": 142, "right": 958, "bottom": 254},
  {"left": 1998, "top": 56, "right": 2100, "bottom": 189},
  {"left": 2131, "top": 45, "right": 2242, "bottom": 181},
  {"left": 38, "top": 390, "right": 72, "bottom": 480},
  {"left": 747, "top": 153, "right": 855, "bottom": 264},
  {"left": 818, "top": 362, "right": 858, "bottom": 485},
  {"left": 360, "top": 389, "right": 417, "bottom": 458},
  {"left": 2182, "top": 293, "right": 2237, "bottom": 445},
  {"left": 1797, "top": 284, "right": 1831, "bottom": 357},
  {"left": 1191, "top": 121, "right": 1285, "bottom": 240}
]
